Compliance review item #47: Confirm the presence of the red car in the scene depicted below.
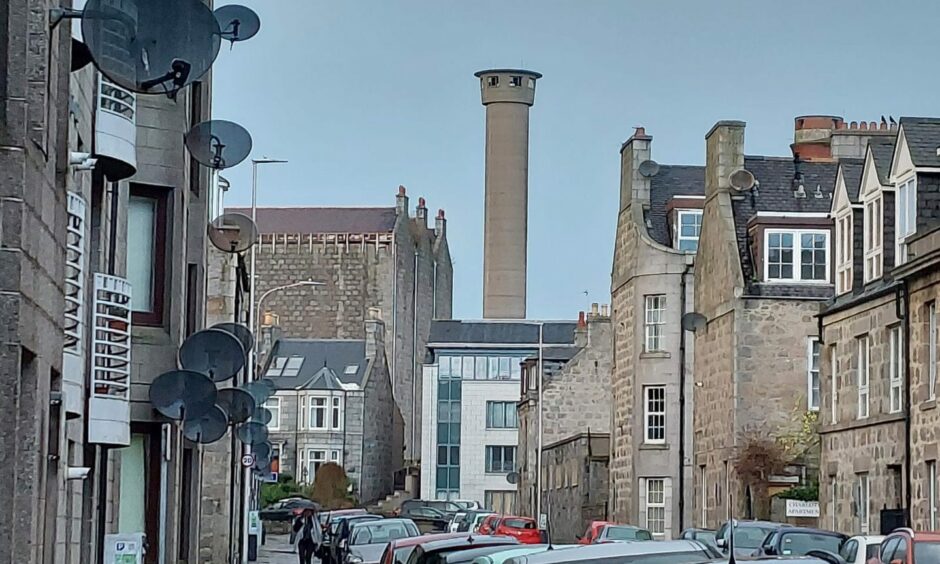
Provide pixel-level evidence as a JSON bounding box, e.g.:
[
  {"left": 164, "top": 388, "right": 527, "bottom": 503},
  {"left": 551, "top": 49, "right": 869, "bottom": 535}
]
[
  {"left": 493, "top": 516, "right": 543, "bottom": 545},
  {"left": 478, "top": 514, "right": 502, "bottom": 535},
  {"left": 579, "top": 520, "right": 613, "bottom": 545},
  {"left": 879, "top": 528, "right": 940, "bottom": 563},
  {"left": 378, "top": 532, "right": 466, "bottom": 564}
]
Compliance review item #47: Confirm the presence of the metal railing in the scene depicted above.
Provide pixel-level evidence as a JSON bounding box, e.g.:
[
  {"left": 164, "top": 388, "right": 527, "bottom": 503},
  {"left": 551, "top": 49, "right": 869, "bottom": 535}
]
[{"left": 91, "top": 273, "right": 132, "bottom": 399}]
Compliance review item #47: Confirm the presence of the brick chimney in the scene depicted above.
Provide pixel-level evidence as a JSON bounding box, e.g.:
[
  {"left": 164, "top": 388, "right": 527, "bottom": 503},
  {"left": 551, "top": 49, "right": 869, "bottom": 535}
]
[
  {"left": 575, "top": 311, "right": 588, "bottom": 348},
  {"left": 791, "top": 115, "right": 843, "bottom": 162},
  {"left": 435, "top": 209, "right": 446, "bottom": 238},
  {"left": 620, "top": 126, "right": 653, "bottom": 211},
  {"left": 416, "top": 197, "right": 428, "bottom": 227},
  {"left": 364, "top": 307, "right": 386, "bottom": 360},
  {"left": 396, "top": 185, "right": 409, "bottom": 216}
]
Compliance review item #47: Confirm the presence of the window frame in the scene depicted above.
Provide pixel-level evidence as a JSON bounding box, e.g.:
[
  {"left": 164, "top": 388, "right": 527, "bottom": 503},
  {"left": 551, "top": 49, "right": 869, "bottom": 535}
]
[
  {"left": 485, "top": 401, "right": 518, "bottom": 429},
  {"left": 863, "top": 196, "right": 883, "bottom": 282},
  {"left": 484, "top": 445, "right": 516, "bottom": 474},
  {"left": 309, "top": 396, "right": 327, "bottom": 430},
  {"left": 644, "top": 385, "right": 667, "bottom": 444},
  {"left": 830, "top": 345, "right": 838, "bottom": 424},
  {"left": 857, "top": 336, "right": 870, "bottom": 420},
  {"left": 895, "top": 175, "right": 917, "bottom": 265},
  {"left": 644, "top": 295, "right": 666, "bottom": 353},
  {"left": 644, "top": 478, "right": 667, "bottom": 537},
  {"left": 807, "top": 338, "right": 821, "bottom": 411},
  {"left": 857, "top": 473, "right": 870, "bottom": 534},
  {"left": 265, "top": 397, "right": 281, "bottom": 431},
  {"left": 930, "top": 302, "right": 938, "bottom": 401},
  {"left": 700, "top": 466, "right": 707, "bottom": 528},
  {"left": 835, "top": 210, "right": 853, "bottom": 294},
  {"left": 890, "top": 326, "right": 904, "bottom": 414},
  {"left": 675, "top": 209, "right": 703, "bottom": 252},
  {"left": 331, "top": 396, "right": 343, "bottom": 431},
  {"left": 128, "top": 184, "right": 168, "bottom": 326},
  {"left": 930, "top": 461, "right": 938, "bottom": 530},
  {"left": 763, "top": 228, "right": 831, "bottom": 284}
]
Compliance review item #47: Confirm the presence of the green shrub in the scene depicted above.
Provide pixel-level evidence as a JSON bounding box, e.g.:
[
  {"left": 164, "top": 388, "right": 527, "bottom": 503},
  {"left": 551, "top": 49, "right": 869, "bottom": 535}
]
[{"left": 774, "top": 482, "right": 819, "bottom": 502}]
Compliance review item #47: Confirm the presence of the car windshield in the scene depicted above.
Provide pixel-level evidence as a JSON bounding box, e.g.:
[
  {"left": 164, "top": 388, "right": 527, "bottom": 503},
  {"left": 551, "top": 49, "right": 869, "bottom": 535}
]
[
  {"left": 915, "top": 542, "right": 940, "bottom": 560},
  {"left": 780, "top": 532, "right": 843, "bottom": 555},
  {"left": 351, "top": 522, "right": 416, "bottom": 545},
  {"left": 503, "top": 519, "right": 535, "bottom": 529},
  {"left": 603, "top": 527, "right": 652, "bottom": 541},
  {"left": 732, "top": 526, "right": 777, "bottom": 549},
  {"left": 395, "top": 546, "right": 418, "bottom": 564},
  {"left": 696, "top": 531, "right": 717, "bottom": 546}
]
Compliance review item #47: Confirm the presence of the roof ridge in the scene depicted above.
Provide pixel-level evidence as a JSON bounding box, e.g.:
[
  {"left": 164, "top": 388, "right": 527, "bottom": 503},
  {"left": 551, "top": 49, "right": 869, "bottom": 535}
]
[{"left": 226, "top": 206, "right": 396, "bottom": 210}]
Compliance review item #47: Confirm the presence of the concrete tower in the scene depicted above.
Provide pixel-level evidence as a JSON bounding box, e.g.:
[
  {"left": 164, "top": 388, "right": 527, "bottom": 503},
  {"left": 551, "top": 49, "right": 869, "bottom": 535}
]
[{"left": 476, "top": 68, "right": 541, "bottom": 319}]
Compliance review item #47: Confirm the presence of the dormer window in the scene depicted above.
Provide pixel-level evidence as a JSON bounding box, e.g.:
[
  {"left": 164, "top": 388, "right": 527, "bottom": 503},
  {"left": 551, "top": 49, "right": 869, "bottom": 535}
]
[
  {"left": 764, "top": 229, "right": 829, "bottom": 283},
  {"left": 896, "top": 176, "right": 917, "bottom": 265},
  {"left": 864, "top": 196, "right": 883, "bottom": 282},
  {"left": 835, "top": 211, "right": 853, "bottom": 294},
  {"left": 675, "top": 209, "right": 703, "bottom": 252}
]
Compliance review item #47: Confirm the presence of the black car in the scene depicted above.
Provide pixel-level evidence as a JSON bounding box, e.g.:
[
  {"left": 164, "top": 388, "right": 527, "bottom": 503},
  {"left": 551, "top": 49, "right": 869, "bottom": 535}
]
[
  {"left": 752, "top": 526, "right": 847, "bottom": 558},
  {"left": 400, "top": 499, "right": 464, "bottom": 518},
  {"left": 404, "top": 534, "right": 519, "bottom": 564},
  {"left": 321, "top": 514, "right": 383, "bottom": 564},
  {"left": 399, "top": 505, "right": 451, "bottom": 533},
  {"left": 715, "top": 519, "right": 785, "bottom": 558},
  {"left": 259, "top": 497, "right": 319, "bottom": 522}
]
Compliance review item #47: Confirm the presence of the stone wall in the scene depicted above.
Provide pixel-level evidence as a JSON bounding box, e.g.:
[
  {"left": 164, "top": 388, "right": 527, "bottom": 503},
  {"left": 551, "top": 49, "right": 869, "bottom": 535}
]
[
  {"left": 359, "top": 344, "right": 399, "bottom": 504},
  {"left": 542, "top": 434, "right": 609, "bottom": 543}
]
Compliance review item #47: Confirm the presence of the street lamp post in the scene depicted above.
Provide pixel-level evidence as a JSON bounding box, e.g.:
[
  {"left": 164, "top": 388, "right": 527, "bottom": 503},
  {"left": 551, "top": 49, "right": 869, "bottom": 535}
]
[
  {"left": 534, "top": 322, "right": 544, "bottom": 525},
  {"left": 254, "top": 280, "right": 324, "bottom": 349}
]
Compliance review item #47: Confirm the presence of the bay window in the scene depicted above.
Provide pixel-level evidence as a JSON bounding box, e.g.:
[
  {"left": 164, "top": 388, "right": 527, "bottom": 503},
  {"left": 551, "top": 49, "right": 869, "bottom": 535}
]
[
  {"left": 644, "top": 296, "right": 666, "bottom": 352},
  {"left": 764, "top": 229, "right": 829, "bottom": 283},
  {"left": 676, "top": 210, "right": 703, "bottom": 252},
  {"left": 644, "top": 386, "right": 666, "bottom": 444}
]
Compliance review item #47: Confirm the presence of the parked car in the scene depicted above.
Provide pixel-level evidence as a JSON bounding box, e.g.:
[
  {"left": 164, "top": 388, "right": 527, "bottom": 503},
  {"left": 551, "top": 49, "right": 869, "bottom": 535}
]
[
  {"left": 343, "top": 518, "right": 420, "bottom": 564},
  {"left": 839, "top": 535, "right": 884, "bottom": 564},
  {"left": 478, "top": 515, "right": 502, "bottom": 535},
  {"left": 595, "top": 524, "right": 653, "bottom": 543},
  {"left": 878, "top": 528, "right": 940, "bottom": 563},
  {"left": 501, "top": 539, "right": 721, "bottom": 563},
  {"left": 470, "top": 545, "right": 576, "bottom": 564},
  {"left": 449, "top": 512, "right": 468, "bottom": 532},
  {"left": 458, "top": 511, "right": 496, "bottom": 533},
  {"left": 679, "top": 527, "right": 718, "bottom": 548},
  {"left": 714, "top": 519, "right": 785, "bottom": 558},
  {"left": 453, "top": 500, "right": 484, "bottom": 511},
  {"left": 577, "top": 521, "right": 613, "bottom": 545},
  {"left": 323, "top": 514, "right": 383, "bottom": 564},
  {"left": 380, "top": 532, "right": 467, "bottom": 564},
  {"left": 752, "top": 526, "right": 847, "bottom": 558},
  {"left": 404, "top": 534, "right": 520, "bottom": 564},
  {"left": 492, "top": 517, "right": 543, "bottom": 545},
  {"left": 399, "top": 499, "right": 464, "bottom": 518},
  {"left": 399, "top": 505, "right": 451, "bottom": 533},
  {"left": 259, "top": 497, "right": 319, "bottom": 521}
]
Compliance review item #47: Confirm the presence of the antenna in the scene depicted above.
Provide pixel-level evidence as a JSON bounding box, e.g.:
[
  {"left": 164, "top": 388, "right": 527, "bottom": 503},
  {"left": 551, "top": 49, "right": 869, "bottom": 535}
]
[
  {"left": 213, "top": 5, "right": 261, "bottom": 45},
  {"left": 729, "top": 169, "right": 756, "bottom": 192},
  {"left": 185, "top": 120, "right": 253, "bottom": 170},
  {"left": 638, "top": 160, "right": 660, "bottom": 178},
  {"left": 81, "top": 0, "right": 222, "bottom": 97},
  {"left": 207, "top": 213, "right": 259, "bottom": 254},
  {"left": 149, "top": 369, "right": 218, "bottom": 421},
  {"left": 178, "top": 328, "right": 246, "bottom": 382}
]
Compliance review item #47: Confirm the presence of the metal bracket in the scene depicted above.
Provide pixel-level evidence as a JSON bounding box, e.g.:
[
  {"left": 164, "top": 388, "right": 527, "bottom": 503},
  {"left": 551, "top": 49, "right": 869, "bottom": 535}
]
[{"left": 49, "top": 8, "right": 83, "bottom": 29}]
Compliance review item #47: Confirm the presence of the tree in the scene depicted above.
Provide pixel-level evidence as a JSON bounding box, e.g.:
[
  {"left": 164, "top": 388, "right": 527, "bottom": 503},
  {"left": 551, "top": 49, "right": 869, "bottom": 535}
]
[{"left": 310, "top": 463, "right": 356, "bottom": 509}]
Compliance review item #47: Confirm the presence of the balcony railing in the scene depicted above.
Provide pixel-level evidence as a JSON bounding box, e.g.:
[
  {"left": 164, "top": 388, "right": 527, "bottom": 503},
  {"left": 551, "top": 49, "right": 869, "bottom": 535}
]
[
  {"left": 62, "top": 192, "right": 88, "bottom": 418},
  {"left": 95, "top": 74, "right": 137, "bottom": 180},
  {"left": 88, "top": 273, "right": 132, "bottom": 446}
]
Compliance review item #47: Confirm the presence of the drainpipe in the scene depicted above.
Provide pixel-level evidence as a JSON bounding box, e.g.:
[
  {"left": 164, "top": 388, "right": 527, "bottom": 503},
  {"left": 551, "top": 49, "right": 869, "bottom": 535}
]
[
  {"left": 678, "top": 263, "right": 691, "bottom": 533},
  {"left": 432, "top": 261, "right": 438, "bottom": 319},
  {"left": 897, "top": 282, "right": 912, "bottom": 525},
  {"left": 412, "top": 249, "right": 419, "bottom": 464}
]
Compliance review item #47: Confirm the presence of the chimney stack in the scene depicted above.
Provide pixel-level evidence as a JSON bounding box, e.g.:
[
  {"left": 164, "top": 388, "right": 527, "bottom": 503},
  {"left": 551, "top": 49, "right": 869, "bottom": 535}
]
[
  {"left": 364, "top": 307, "right": 385, "bottom": 360},
  {"left": 705, "top": 121, "right": 746, "bottom": 199},
  {"left": 396, "top": 185, "right": 409, "bottom": 216},
  {"left": 791, "top": 115, "right": 843, "bottom": 162},
  {"left": 435, "top": 209, "right": 446, "bottom": 238},
  {"left": 416, "top": 197, "right": 428, "bottom": 227},
  {"left": 476, "top": 68, "right": 542, "bottom": 319}
]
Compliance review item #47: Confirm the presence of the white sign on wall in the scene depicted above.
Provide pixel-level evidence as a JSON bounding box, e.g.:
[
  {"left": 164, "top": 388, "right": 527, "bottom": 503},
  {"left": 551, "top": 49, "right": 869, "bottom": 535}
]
[{"left": 785, "top": 499, "right": 820, "bottom": 518}]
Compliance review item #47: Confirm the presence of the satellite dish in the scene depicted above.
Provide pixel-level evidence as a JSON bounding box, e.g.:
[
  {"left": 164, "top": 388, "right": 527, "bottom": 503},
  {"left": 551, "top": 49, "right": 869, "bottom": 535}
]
[
  {"left": 638, "top": 160, "right": 660, "bottom": 178},
  {"left": 216, "top": 388, "right": 256, "bottom": 424},
  {"left": 208, "top": 213, "right": 258, "bottom": 254},
  {"left": 214, "top": 5, "right": 261, "bottom": 43},
  {"left": 183, "top": 405, "right": 228, "bottom": 444},
  {"left": 149, "top": 370, "right": 218, "bottom": 421},
  {"left": 729, "top": 168, "right": 756, "bottom": 192},
  {"left": 252, "top": 442, "right": 273, "bottom": 466},
  {"left": 235, "top": 421, "right": 269, "bottom": 445},
  {"left": 251, "top": 407, "right": 272, "bottom": 425},
  {"left": 681, "top": 312, "right": 708, "bottom": 333},
  {"left": 241, "top": 381, "right": 274, "bottom": 404},
  {"left": 212, "top": 322, "right": 254, "bottom": 353},
  {"left": 179, "top": 328, "right": 246, "bottom": 382},
  {"left": 81, "top": 0, "right": 222, "bottom": 96},
  {"left": 258, "top": 378, "right": 277, "bottom": 394},
  {"left": 506, "top": 472, "right": 519, "bottom": 485},
  {"left": 184, "top": 120, "right": 253, "bottom": 170}
]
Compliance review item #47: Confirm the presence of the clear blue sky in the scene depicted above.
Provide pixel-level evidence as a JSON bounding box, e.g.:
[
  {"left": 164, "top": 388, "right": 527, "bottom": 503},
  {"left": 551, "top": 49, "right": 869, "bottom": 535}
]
[{"left": 212, "top": 0, "right": 940, "bottom": 320}]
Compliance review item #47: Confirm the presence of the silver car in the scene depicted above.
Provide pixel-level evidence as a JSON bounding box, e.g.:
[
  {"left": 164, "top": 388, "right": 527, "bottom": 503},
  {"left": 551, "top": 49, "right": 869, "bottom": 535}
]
[
  {"left": 344, "top": 519, "right": 421, "bottom": 564},
  {"left": 502, "top": 539, "right": 720, "bottom": 563}
]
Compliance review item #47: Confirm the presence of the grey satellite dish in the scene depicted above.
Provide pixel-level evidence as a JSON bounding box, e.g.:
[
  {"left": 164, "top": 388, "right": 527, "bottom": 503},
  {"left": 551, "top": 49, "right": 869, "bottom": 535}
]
[
  {"left": 250, "top": 407, "right": 272, "bottom": 426},
  {"left": 179, "top": 328, "right": 246, "bottom": 382},
  {"left": 506, "top": 472, "right": 519, "bottom": 485},
  {"left": 258, "top": 378, "right": 277, "bottom": 394},
  {"left": 638, "top": 160, "right": 660, "bottom": 178},
  {"left": 252, "top": 441, "right": 272, "bottom": 463},
  {"left": 81, "top": 0, "right": 222, "bottom": 96},
  {"left": 681, "top": 312, "right": 708, "bottom": 333},
  {"left": 216, "top": 388, "right": 256, "bottom": 424},
  {"left": 183, "top": 405, "right": 228, "bottom": 444},
  {"left": 212, "top": 322, "right": 254, "bottom": 353},
  {"left": 729, "top": 168, "right": 756, "bottom": 192},
  {"left": 241, "top": 381, "right": 274, "bottom": 404},
  {"left": 208, "top": 213, "right": 259, "bottom": 254},
  {"left": 235, "top": 421, "right": 269, "bottom": 445},
  {"left": 149, "top": 370, "right": 217, "bottom": 421},
  {"left": 185, "top": 120, "right": 253, "bottom": 170},
  {"left": 214, "top": 5, "right": 261, "bottom": 43}
]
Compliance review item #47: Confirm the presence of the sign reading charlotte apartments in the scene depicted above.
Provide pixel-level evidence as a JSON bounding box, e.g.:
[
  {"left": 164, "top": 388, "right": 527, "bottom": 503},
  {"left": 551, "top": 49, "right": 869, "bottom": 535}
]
[{"left": 785, "top": 500, "right": 820, "bottom": 518}]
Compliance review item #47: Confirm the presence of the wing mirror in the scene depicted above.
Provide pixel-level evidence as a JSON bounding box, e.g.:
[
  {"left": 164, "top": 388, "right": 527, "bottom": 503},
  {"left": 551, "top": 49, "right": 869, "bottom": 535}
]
[{"left": 716, "top": 538, "right": 727, "bottom": 549}]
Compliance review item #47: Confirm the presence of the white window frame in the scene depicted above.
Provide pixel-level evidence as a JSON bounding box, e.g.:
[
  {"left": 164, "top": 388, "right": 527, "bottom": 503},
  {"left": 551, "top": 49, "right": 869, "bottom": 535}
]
[
  {"left": 282, "top": 356, "right": 304, "bottom": 377},
  {"left": 266, "top": 357, "right": 288, "bottom": 377},
  {"left": 644, "top": 295, "right": 666, "bottom": 352},
  {"left": 836, "top": 210, "right": 853, "bottom": 294},
  {"left": 808, "top": 338, "right": 821, "bottom": 411},
  {"left": 863, "top": 197, "right": 883, "bottom": 282},
  {"left": 931, "top": 302, "right": 938, "bottom": 401},
  {"left": 331, "top": 396, "right": 343, "bottom": 431},
  {"left": 700, "top": 467, "right": 707, "bottom": 527},
  {"left": 763, "top": 229, "right": 831, "bottom": 284},
  {"left": 895, "top": 175, "right": 917, "bottom": 265},
  {"left": 644, "top": 385, "right": 666, "bottom": 444},
  {"left": 857, "top": 336, "right": 870, "bottom": 420},
  {"left": 643, "top": 478, "right": 667, "bottom": 538},
  {"left": 306, "top": 449, "right": 326, "bottom": 484},
  {"left": 829, "top": 476, "right": 837, "bottom": 531},
  {"left": 857, "top": 473, "right": 870, "bottom": 534},
  {"left": 299, "top": 395, "right": 308, "bottom": 429},
  {"left": 830, "top": 345, "right": 838, "bottom": 424},
  {"left": 930, "top": 461, "right": 938, "bottom": 530},
  {"left": 310, "top": 396, "right": 327, "bottom": 430},
  {"left": 890, "top": 326, "right": 903, "bottom": 414},
  {"left": 675, "top": 209, "right": 703, "bottom": 252},
  {"left": 264, "top": 397, "right": 281, "bottom": 431}
]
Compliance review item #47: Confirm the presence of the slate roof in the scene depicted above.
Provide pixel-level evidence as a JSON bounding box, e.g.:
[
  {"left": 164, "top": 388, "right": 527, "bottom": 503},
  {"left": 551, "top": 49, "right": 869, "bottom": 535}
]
[
  {"left": 899, "top": 117, "right": 940, "bottom": 168},
  {"left": 646, "top": 165, "right": 706, "bottom": 246},
  {"left": 262, "top": 339, "right": 368, "bottom": 390},
  {"left": 225, "top": 207, "right": 399, "bottom": 235},
  {"left": 837, "top": 159, "right": 864, "bottom": 204},
  {"left": 427, "top": 320, "right": 578, "bottom": 347},
  {"left": 522, "top": 346, "right": 581, "bottom": 362},
  {"left": 734, "top": 156, "right": 838, "bottom": 298},
  {"left": 868, "top": 138, "right": 897, "bottom": 185}
]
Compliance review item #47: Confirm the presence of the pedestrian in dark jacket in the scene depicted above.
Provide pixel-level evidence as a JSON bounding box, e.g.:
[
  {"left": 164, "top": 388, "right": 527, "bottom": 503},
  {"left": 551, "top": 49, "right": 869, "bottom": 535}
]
[{"left": 292, "top": 509, "right": 322, "bottom": 564}]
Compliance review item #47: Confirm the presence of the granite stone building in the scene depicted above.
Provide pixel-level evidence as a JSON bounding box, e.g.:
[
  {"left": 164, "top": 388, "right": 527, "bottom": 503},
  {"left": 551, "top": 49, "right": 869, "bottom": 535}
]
[
  {"left": 820, "top": 117, "right": 940, "bottom": 533},
  {"left": 260, "top": 311, "right": 402, "bottom": 504},
  {"left": 229, "top": 188, "right": 453, "bottom": 467},
  {"left": 517, "top": 305, "right": 612, "bottom": 520},
  {"left": 541, "top": 433, "right": 610, "bottom": 543}
]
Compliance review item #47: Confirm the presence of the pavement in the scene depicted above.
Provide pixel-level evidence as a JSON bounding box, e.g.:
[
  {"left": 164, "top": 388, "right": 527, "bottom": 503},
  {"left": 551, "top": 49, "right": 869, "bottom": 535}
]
[{"left": 257, "top": 534, "right": 310, "bottom": 564}]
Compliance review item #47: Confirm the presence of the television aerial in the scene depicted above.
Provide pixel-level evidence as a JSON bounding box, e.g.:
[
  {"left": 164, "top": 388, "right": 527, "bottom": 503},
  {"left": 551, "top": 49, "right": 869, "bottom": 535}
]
[
  {"left": 207, "top": 213, "right": 258, "bottom": 254},
  {"left": 184, "top": 120, "right": 253, "bottom": 170},
  {"left": 178, "top": 328, "right": 246, "bottom": 382},
  {"left": 149, "top": 370, "right": 218, "bottom": 421},
  {"left": 214, "top": 5, "right": 261, "bottom": 44}
]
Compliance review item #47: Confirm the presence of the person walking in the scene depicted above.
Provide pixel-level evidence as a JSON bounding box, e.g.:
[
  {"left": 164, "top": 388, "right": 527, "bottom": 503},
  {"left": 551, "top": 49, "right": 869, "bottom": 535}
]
[{"left": 292, "top": 508, "right": 322, "bottom": 564}]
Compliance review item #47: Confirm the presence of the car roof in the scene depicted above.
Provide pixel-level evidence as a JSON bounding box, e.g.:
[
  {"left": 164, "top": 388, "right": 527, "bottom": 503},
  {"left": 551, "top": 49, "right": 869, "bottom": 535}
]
[
  {"left": 391, "top": 532, "right": 467, "bottom": 549},
  {"left": 888, "top": 529, "right": 940, "bottom": 541},
  {"left": 683, "top": 527, "right": 715, "bottom": 533},
  {"left": 444, "top": 545, "right": 527, "bottom": 562},
  {"left": 418, "top": 534, "right": 519, "bottom": 553},
  {"left": 513, "top": 540, "right": 711, "bottom": 563},
  {"left": 847, "top": 535, "right": 885, "bottom": 542},
  {"left": 351, "top": 518, "right": 413, "bottom": 529},
  {"left": 776, "top": 527, "right": 846, "bottom": 537},
  {"left": 729, "top": 520, "right": 784, "bottom": 527},
  {"left": 499, "top": 516, "right": 534, "bottom": 523}
]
